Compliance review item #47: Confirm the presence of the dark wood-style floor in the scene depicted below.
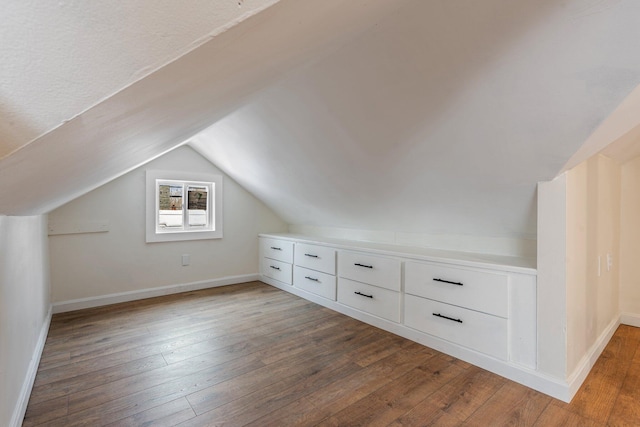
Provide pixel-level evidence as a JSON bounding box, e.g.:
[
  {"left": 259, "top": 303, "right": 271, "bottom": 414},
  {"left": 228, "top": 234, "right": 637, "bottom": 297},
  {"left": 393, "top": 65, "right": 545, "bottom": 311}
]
[{"left": 23, "top": 281, "right": 640, "bottom": 426}]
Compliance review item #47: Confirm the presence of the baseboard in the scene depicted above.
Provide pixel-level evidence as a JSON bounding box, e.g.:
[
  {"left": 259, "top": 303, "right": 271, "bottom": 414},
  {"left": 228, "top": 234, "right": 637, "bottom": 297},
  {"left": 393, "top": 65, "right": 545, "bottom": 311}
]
[
  {"left": 565, "top": 315, "right": 621, "bottom": 401},
  {"left": 620, "top": 312, "right": 640, "bottom": 328},
  {"left": 10, "top": 305, "right": 52, "bottom": 427},
  {"left": 52, "top": 274, "right": 260, "bottom": 313}
]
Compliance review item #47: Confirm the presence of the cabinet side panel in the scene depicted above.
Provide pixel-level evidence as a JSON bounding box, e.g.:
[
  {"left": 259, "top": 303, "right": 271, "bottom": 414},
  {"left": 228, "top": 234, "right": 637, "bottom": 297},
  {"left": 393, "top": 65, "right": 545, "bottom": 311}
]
[{"left": 510, "top": 273, "right": 537, "bottom": 369}]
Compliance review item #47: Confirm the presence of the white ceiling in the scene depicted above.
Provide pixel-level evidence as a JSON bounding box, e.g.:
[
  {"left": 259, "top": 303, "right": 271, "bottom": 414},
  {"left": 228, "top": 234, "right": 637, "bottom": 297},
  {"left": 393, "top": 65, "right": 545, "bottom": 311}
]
[
  {"left": 2, "top": 0, "right": 640, "bottom": 241},
  {"left": 0, "top": 0, "right": 279, "bottom": 158},
  {"left": 191, "top": 0, "right": 640, "bottom": 239},
  {"left": 0, "top": 0, "right": 398, "bottom": 215}
]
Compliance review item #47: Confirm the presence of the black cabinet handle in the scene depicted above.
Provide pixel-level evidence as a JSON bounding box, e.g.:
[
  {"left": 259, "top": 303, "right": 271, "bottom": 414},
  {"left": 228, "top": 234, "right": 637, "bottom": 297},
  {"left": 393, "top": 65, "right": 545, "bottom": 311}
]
[
  {"left": 354, "top": 291, "right": 373, "bottom": 299},
  {"left": 433, "top": 313, "right": 463, "bottom": 323},
  {"left": 270, "top": 247, "right": 282, "bottom": 251},
  {"left": 305, "top": 276, "right": 319, "bottom": 282},
  {"left": 354, "top": 263, "right": 373, "bottom": 269},
  {"left": 304, "top": 253, "right": 319, "bottom": 258},
  {"left": 433, "top": 278, "right": 463, "bottom": 286},
  {"left": 270, "top": 266, "right": 281, "bottom": 271}
]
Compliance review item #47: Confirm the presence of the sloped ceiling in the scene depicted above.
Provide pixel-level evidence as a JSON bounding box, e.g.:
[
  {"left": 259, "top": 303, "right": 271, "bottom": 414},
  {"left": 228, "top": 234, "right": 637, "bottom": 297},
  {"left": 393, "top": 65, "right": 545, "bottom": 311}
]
[
  {"left": 3, "top": 0, "right": 640, "bottom": 241},
  {"left": 0, "top": 0, "right": 280, "bottom": 157},
  {"left": 191, "top": 0, "right": 640, "bottom": 239},
  {"left": 0, "top": 0, "right": 399, "bottom": 215}
]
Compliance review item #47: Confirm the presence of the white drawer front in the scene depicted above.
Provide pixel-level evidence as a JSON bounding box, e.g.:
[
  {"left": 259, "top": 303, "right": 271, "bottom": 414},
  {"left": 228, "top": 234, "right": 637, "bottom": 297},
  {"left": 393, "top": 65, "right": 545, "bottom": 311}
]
[
  {"left": 293, "top": 266, "right": 336, "bottom": 300},
  {"left": 338, "top": 251, "right": 401, "bottom": 291},
  {"left": 404, "top": 294, "right": 507, "bottom": 360},
  {"left": 337, "top": 278, "right": 400, "bottom": 323},
  {"left": 405, "top": 261, "right": 508, "bottom": 318},
  {"left": 262, "top": 258, "right": 292, "bottom": 285},
  {"left": 260, "top": 238, "right": 294, "bottom": 263},
  {"left": 294, "top": 243, "right": 336, "bottom": 275}
]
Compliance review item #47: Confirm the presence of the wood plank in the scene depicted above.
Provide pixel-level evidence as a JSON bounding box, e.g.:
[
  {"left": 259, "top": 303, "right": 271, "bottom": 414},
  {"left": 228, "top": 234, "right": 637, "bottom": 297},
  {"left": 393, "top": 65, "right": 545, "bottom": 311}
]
[
  {"left": 181, "top": 358, "right": 362, "bottom": 426},
  {"left": 23, "top": 283, "right": 640, "bottom": 426},
  {"left": 460, "top": 381, "right": 551, "bottom": 426},
  {"left": 22, "top": 395, "right": 68, "bottom": 427},
  {"left": 391, "top": 365, "right": 506, "bottom": 426},
  {"left": 103, "top": 397, "right": 196, "bottom": 427},
  {"left": 29, "top": 354, "right": 167, "bottom": 406},
  {"left": 534, "top": 403, "right": 602, "bottom": 427},
  {"left": 316, "top": 354, "right": 465, "bottom": 427},
  {"left": 608, "top": 352, "right": 640, "bottom": 426},
  {"left": 553, "top": 327, "right": 638, "bottom": 423}
]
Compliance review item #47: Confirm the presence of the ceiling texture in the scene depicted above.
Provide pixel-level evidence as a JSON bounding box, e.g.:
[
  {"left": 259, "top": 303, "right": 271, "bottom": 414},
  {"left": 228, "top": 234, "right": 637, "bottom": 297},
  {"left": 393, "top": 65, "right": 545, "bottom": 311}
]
[{"left": 2, "top": 0, "right": 640, "bottom": 241}]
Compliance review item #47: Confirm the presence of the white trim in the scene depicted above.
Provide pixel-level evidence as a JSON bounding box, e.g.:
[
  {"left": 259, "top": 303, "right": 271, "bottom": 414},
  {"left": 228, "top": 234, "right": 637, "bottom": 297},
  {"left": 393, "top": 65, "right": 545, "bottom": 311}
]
[
  {"left": 261, "top": 275, "right": 572, "bottom": 402},
  {"left": 620, "top": 312, "right": 640, "bottom": 328},
  {"left": 146, "top": 170, "right": 223, "bottom": 243},
  {"left": 565, "top": 315, "right": 620, "bottom": 402},
  {"left": 52, "top": 274, "right": 259, "bottom": 313},
  {"left": 11, "top": 305, "right": 52, "bottom": 427}
]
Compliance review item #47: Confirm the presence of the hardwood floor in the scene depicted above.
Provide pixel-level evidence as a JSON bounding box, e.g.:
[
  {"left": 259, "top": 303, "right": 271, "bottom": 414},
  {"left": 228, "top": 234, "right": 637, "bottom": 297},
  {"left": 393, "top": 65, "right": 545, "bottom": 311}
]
[{"left": 23, "top": 281, "right": 640, "bottom": 426}]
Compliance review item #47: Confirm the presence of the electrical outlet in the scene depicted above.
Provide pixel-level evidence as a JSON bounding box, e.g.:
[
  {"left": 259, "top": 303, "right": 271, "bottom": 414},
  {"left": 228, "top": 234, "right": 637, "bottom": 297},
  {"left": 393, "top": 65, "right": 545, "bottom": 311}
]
[
  {"left": 182, "top": 254, "right": 190, "bottom": 266},
  {"left": 607, "top": 253, "right": 613, "bottom": 272}
]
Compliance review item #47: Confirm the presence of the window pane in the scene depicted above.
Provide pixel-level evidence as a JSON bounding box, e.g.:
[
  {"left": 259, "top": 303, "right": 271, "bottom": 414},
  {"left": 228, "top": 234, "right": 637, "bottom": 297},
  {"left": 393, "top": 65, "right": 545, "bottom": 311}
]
[
  {"left": 158, "top": 184, "right": 183, "bottom": 228},
  {"left": 187, "top": 186, "right": 208, "bottom": 227},
  {"left": 159, "top": 184, "right": 183, "bottom": 210}
]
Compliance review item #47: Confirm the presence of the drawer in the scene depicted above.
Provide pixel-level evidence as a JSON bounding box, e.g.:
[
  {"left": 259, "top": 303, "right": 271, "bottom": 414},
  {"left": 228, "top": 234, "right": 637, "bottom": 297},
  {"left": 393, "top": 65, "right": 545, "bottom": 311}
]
[
  {"left": 293, "top": 266, "right": 336, "bottom": 300},
  {"left": 404, "top": 294, "right": 507, "bottom": 360},
  {"left": 260, "top": 238, "right": 294, "bottom": 263},
  {"left": 405, "top": 261, "right": 508, "bottom": 318},
  {"left": 337, "top": 278, "right": 400, "bottom": 322},
  {"left": 294, "top": 243, "right": 336, "bottom": 274},
  {"left": 338, "top": 251, "right": 401, "bottom": 291},
  {"left": 262, "top": 258, "right": 293, "bottom": 285}
]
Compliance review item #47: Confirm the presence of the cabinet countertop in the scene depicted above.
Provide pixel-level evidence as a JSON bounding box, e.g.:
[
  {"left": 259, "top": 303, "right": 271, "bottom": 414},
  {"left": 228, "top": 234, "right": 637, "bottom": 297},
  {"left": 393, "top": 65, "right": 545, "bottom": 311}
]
[{"left": 259, "top": 233, "right": 536, "bottom": 275}]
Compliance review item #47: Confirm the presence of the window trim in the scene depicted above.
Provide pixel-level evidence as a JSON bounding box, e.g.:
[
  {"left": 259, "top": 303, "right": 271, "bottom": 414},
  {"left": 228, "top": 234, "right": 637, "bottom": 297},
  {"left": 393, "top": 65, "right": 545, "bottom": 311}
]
[{"left": 146, "top": 170, "right": 223, "bottom": 243}]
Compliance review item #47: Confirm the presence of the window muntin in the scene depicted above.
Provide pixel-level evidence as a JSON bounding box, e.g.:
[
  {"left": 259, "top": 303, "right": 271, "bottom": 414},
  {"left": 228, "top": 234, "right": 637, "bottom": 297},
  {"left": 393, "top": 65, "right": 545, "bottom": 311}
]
[{"left": 146, "top": 170, "right": 223, "bottom": 243}]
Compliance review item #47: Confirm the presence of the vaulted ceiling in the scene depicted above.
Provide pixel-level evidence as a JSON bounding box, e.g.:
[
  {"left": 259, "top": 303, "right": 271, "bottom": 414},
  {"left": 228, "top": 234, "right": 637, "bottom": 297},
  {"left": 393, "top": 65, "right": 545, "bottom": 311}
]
[{"left": 2, "top": 0, "right": 640, "bottom": 241}]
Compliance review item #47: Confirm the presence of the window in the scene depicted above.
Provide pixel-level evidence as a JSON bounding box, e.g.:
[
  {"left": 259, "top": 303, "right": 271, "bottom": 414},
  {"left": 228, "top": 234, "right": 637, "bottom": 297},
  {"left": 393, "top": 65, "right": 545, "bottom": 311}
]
[{"left": 146, "top": 170, "right": 223, "bottom": 242}]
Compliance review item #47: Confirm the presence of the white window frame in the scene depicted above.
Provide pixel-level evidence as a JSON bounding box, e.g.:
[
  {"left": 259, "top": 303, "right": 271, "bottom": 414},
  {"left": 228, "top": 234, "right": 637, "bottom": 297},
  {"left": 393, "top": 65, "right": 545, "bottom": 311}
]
[{"left": 146, "top": 170, "right": 223, "bottom": 243}]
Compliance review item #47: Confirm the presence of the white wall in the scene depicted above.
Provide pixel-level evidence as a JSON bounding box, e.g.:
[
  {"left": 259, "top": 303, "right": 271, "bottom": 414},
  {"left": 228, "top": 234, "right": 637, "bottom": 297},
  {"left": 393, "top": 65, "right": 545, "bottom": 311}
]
[
  {"left": 288, "top": 224, "right": 535, "bottom": 258},
  {"left": 565, "top": 155, "right": 620, "bottom": 376},
  {"left": 620, "top": 156, "right": 640, "bottom": 321},
  {"left": 0, "top": 215, "right": 51, "bottom": 427},
  {"left": 48, "top": 146, "right": 287, "bottom": 305},
  {"left": 537, "top": 154, "right": 621, "bottom": 396},
  {"left": 537, "top": 174, "right": 568, "bottom": 380}
]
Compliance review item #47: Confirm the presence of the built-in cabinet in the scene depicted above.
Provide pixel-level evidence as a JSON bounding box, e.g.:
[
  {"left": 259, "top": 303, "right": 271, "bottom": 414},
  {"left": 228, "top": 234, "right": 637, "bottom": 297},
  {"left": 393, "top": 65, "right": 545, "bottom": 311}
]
[
  {"left": 259, "top": 233, "right": 541, "bottom": 395},
  {"left": 337, "top": 251, "right": 401, "bottom": 323},
  {"left": 260, "top": 237, "right": 294, "bottom": 284},
  {"left": 293, "top": 243, "right": 337, "bottom": 300}
]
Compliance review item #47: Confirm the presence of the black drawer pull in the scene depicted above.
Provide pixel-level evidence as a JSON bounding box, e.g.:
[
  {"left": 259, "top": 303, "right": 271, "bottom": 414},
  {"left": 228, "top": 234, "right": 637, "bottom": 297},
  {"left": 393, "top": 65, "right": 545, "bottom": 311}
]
[
  {"left": 304, "top": 253, "right": 319, "bottom": 258},
  {"left": 354, "top": 263, "right": 373, "bottom": 269},
  {"left": 433, "top": 313, "right": 463, "bottom": 323},
  {"left": 433, "top": 278, "right": 463, "bottom": 286},
  {"left": 270, "top": 265, "right": 281, "bottom": 271},
  {"left": 305, "top": 276, "right": 319, "bottom": 282},
  {"left": 354, "top": 291, "right": 373, "bottom": 299},
  {"left": 270, "top": 247, "right": 282, "bottom": 251}
]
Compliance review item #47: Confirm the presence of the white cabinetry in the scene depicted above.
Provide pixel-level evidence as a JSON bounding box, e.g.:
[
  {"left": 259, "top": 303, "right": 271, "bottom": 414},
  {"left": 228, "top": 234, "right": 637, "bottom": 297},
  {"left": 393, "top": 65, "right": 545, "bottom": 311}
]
[
  {"left": 259, "top": 234, "right": 540, "bottom": 396},
  {"left": 338, "top": 278, "right": 400, "bottom": 322},
  {"left": 292, "top": 243, "right": 337, "bottom": 300},
  {"left": 293, "top": 267, "right": 336, "bottom": 300},
  {"left": 260, "top": 237, "right": 293, "bottom": 285},
  {"left": 337, "top": 251, "right": 401, "bottom": 322},
  {"left": 403, "top": 261, "right": 510, "bottom": 360},
  {"left": 338, "top": 251, "right": 401, "bottom": 291}
]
